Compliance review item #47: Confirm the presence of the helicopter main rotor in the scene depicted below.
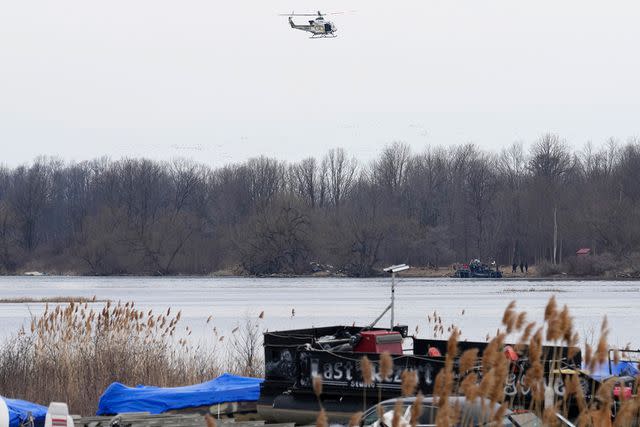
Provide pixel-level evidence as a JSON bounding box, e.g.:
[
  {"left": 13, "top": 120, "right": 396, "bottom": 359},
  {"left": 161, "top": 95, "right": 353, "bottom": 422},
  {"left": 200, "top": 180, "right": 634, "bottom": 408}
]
[{"left": 277, "top": 10, "right": 354, "bottom": 17}]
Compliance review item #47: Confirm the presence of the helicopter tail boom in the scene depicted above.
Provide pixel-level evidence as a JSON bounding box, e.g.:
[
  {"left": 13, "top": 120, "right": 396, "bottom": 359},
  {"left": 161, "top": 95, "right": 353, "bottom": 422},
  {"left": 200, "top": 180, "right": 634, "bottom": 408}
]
[{"left": 288, "top": 17, "right": 315, "bottom": 32}]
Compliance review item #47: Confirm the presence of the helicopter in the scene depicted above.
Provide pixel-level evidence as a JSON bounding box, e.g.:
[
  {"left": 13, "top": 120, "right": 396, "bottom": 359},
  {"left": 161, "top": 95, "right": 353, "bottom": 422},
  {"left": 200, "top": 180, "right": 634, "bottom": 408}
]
[{"left": 280, "top": 11, "right": 342, "bottom": 38}]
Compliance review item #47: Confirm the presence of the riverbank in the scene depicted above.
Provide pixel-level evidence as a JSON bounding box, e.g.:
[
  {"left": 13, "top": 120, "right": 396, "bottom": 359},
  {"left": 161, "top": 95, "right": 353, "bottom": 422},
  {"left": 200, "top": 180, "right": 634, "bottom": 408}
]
[
  {"left": 5, "top": 273, "right": 639, "bottom": 281},
  {"left": 399, "top": 265, "right": 640, "bottom": 280},
  {"left": 4, "top": 266, "right": 640, "bottom": 280}
]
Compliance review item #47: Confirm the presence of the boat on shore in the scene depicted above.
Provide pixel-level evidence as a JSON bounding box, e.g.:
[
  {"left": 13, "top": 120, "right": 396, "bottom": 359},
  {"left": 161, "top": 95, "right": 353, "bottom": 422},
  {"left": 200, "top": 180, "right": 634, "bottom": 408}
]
[{"left": 453, "top": 259, "right": 502, "bottom": 278}]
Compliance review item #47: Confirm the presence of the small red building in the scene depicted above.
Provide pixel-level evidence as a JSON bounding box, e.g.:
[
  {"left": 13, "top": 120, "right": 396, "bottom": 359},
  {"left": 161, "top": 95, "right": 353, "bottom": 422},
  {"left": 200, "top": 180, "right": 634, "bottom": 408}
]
[{"left": 576, "top": 248, "right": 591, "bottom": 257}]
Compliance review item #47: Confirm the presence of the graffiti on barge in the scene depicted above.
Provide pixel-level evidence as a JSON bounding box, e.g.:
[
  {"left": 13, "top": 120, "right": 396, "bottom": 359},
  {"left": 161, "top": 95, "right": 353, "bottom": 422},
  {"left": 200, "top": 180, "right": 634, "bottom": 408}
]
[{"left": 297, "top": 351, "right": 435, "bottom": 390}]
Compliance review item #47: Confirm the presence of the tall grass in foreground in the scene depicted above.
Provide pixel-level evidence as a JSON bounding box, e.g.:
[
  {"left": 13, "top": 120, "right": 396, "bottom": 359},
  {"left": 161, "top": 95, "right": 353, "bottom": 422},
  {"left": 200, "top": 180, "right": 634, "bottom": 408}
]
[
  {"left": 427, "top": 297, "right": 631, "bottom": 426},
  {"left": 355, "top": 297, "right": 638, "bottom": 426},
  {"left": 0, "top": 301, "right": 263, "bottom": 415}
]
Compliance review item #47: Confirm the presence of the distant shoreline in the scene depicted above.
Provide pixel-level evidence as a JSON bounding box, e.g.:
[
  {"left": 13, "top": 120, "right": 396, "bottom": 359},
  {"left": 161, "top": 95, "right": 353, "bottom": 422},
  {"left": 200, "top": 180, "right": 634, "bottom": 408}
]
[{"left": 2, "top": 268, "right": 639, "bottom": 281}]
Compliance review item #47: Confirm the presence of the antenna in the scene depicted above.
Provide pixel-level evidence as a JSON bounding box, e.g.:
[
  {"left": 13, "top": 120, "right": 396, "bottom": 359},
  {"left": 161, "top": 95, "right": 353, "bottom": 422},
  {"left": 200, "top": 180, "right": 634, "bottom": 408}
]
[{"left": 368, "top": 264, "right": 410, "bottom": 330}]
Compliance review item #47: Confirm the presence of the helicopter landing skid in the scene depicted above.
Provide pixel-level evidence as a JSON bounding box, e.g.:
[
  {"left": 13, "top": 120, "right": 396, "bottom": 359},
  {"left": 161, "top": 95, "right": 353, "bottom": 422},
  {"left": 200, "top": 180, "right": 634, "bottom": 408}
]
[{"left": 310, "top": 34, "right": 337, "bottom": 39}]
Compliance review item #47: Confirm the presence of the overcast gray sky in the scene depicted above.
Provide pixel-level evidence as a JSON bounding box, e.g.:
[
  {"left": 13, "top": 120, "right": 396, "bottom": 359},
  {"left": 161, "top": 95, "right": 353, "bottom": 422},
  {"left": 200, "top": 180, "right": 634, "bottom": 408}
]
[{"left": 1, "top": 0, "right": 639, "bottom": 167}]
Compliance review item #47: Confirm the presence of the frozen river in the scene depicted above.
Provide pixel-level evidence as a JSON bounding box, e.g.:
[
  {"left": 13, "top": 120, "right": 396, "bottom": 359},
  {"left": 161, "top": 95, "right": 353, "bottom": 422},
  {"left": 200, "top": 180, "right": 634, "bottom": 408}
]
[{"left": 0, "top": 276, "right": 638, "bottom": 347}]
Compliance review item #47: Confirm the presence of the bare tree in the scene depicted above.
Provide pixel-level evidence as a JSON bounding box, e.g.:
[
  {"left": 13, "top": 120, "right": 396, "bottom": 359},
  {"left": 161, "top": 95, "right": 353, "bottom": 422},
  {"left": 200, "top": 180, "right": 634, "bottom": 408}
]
[
  {"left": 404, "top": 147, "right": 448, "bottom": 226},
  {"left": 323, "top": 148, "right": 357, "bottom": 208},
  {"left": 464, "top": 154, "right": 499, "bottom": 259},
  {"left": 8, "top": 159, "right": 52, "bottom": 252},
  {"left": 528, "top": 133, "right": 574, "bottom": 180},
  {"left": 246, "top": 156, "right": 285, "bottom": 209},
  {"left": 497, "top": 142, "right": 528, "bottom": 264},
  {"left": 342, "top": 180, "right": 386, "bottom": 276},
  {"left": 0, "top": 201, "right": 18, "bottom": 272},
  {"left": 169, "top": 159, "right": 206, "bottom": 215},
  {"left": 527, "top": 134, "right": 575, "bottom": 263},
  {"left": 238, "top": 203, "right": 311, "bottom": 275},
  {"left": 372, "top": 142, "right": 411, "bottom": 192},
  {"left": 0, "top": 137, "right": 639, "bottom": 276},
  {"left": 227, "top": 318, "right": 264, "bottom": 377},
  {"left": 498, "top": 142, "right": 526, "bottom": 187},
  {"left": 289, "top": 157, "right": 320, "bottom": 208}
]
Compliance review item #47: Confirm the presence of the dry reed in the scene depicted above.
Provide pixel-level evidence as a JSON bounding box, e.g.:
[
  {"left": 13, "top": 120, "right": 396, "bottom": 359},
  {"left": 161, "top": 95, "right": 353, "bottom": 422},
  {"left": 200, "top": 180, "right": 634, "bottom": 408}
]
[
  {"left": 428, "top": 297, "right": 624, "bottom": 426},
  {"left": 348, "top": 411, "right": 363, "bottom": 427},
  {"left": 360, "top": 355, "right": 373, "bottom": 411},
  {"left": 401, "top": 370, "right": 418, "bottom": 397},
  {"left": 315, "top": 408, "right": 328, "bottom": 427},
  {"left": 380, "top": 351, "right": 393, "bottom": 381},
  {"left": 409, "top": 393, "right": 423, "bottom": 427},
  {"left": 313, "top": 374, "right": 323, "bottom": 398},
  {"left": 0, "top": 301, "right": 263, "bottom": 415},
  {"left": 361, "top": 356, "right": 373, "bottom": 385},
  {"left": 458, "top": 348, "right": 478, "bottom": 375},
  {"left": 204, "top": 414, "right": 217, "bottom": 427},
  {"left": 415, "top": 296, "right": 620, "bottom": 426},
  {"left": 392, "top": 400, "right": 403, "bottom": 427}
]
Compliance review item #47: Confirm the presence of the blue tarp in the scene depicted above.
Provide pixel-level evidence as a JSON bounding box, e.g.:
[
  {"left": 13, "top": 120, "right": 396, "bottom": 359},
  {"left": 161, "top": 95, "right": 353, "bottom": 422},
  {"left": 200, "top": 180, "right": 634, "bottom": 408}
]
[
  {"left": 1, "top": 396, "right": 48, "bottom": 427},
  {"left": 97, "top": 373, "right": 264, "bottom": 415},
  {"left": 587, "top": 360, "right": 640, "bottom": 381}
]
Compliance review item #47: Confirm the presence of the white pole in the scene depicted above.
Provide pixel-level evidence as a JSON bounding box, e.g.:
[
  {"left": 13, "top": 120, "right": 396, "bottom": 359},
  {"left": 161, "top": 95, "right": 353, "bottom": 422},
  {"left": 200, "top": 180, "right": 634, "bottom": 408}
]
[
  {"left": 553, "top": 207, "right": 558, "bottom": 265},
  {"left": 390, "top": 271, "right": 395, "bottom": 330}
]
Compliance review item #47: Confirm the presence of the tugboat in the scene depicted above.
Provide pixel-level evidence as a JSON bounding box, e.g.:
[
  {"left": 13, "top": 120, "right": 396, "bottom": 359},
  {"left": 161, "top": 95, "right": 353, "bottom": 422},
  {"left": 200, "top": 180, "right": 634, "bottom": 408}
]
[
  {"left": 257, "top": 265, "right": 578, "bottom": 424},
  {"left": 454, "top": 259, "right": 502, "bottom": 278}
]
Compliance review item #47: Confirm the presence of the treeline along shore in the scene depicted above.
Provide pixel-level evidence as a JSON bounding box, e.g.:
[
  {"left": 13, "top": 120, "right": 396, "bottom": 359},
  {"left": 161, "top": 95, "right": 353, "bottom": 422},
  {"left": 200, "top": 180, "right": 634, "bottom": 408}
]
[{"left": 1, "top": 134, "right": 639, "bottom": 277}]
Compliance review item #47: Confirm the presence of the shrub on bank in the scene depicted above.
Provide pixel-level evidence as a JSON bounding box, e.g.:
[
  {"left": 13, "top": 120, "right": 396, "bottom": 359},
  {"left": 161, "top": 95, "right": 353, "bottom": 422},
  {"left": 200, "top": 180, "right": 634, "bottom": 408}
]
[
  {"left": 535, "top": 260, "right": 563, "bottom": 276},
  {"left": 564, "top": 253, "right": 620, "bottom": 276},
  {"left": 536, "top": 252, "right": 637, "bottom": 277}
]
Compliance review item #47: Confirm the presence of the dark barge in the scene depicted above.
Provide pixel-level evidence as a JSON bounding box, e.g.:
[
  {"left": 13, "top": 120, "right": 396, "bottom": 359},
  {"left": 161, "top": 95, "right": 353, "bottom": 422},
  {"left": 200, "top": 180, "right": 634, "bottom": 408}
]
[{"left": 258, "top": 324, "right": 582, "bottom": 424}]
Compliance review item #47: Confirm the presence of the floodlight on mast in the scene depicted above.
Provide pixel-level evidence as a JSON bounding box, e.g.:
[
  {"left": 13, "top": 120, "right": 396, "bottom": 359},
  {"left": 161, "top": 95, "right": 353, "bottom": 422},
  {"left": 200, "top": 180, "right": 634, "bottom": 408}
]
[{"left": 368, "top": 264, "right": 410, "bottom": 330}]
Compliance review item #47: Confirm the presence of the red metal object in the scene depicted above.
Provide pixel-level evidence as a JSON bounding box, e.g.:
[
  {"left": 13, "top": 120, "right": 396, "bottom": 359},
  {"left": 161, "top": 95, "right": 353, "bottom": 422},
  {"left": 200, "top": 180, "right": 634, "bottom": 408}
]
[
  {"left": 52, "top": 418, "right": 68, "bottom": 427},
  {"left": 504, "top": 345, "right": 519, "bottom": 362},
  {"left": 427, "top": 347, "right": 442, "bottom": 357},
  {"left": 614, "top": 386, "right": 632, "bottom": 400},
  {"left": 354, "top": 331, "right": 403, "bottom": 354}
]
